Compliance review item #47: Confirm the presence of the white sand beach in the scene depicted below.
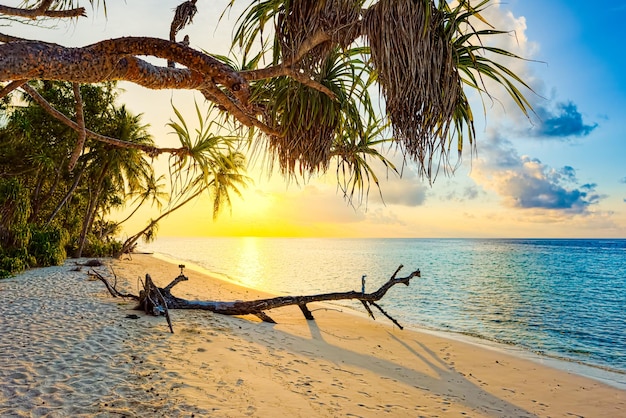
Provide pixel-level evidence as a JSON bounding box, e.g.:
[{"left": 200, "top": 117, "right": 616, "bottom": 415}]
[{"left": 1, "top": 254, "right": 624, "bottom": 417}]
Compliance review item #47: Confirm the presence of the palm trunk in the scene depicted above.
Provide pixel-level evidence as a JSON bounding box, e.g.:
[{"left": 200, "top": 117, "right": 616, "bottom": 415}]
[
  {"left": 115, "top": 194, "right": 149, "bottom": 227},
  {"left": 30, "top": 165, "right": 63, "bottom": 223},
  {"left": 118, "top": 188, "right": 204, "bottom": 257},
  {"left": 45, "top": 166, "right": 85, "bottom": 227},
  {"left": 28, "top": 172, "right": 45, "bottom": 222},
  {"left": 75, "top": 161, "right": 109, "bottom": 257}
]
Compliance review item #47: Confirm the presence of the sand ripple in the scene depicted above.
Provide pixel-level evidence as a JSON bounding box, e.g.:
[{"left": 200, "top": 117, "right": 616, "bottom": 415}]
[
  {"left": 2, "top": 255, "right": 624, "bottom": 417},
  {"left": 0, "top": 261, "right": 206, "bottom": 417}
]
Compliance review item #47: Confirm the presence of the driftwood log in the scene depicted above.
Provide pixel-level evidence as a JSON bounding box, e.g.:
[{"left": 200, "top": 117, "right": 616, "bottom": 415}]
[{"left": 91, "top": 265, "right": 420, "bottom": 333}]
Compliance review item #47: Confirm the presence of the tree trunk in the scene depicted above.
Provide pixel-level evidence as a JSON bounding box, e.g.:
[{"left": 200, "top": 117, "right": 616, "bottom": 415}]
[
  {"left": 45, "top": 166, "right": 85, "bottom": 227},
  {"left": 114, "top": 195, "right": 148, "bottom": 227},
  {"left": 30, "top": 164, "right": 63, "bottom": 223},
  {"left": 76, "top": 161, "right": 109, "bottom": 257},
  {"left": 0, "top": 38, "right": 245, "bottom": 95},
  {"left": 117, "top": 188, "right": 203, "bottom": 257},
  {"left": 28, "top": 172, "right": 45, "bottom": 222}
]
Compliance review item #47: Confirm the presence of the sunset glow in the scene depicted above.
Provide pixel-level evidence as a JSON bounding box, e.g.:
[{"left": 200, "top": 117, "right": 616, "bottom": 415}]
[{"left": 15, "top": 0, "right": 622, "bottom": 239}]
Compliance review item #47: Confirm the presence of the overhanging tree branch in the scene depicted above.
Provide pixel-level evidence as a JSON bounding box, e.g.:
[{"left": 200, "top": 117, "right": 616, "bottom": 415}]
[
  {"left": 198, "top": 83, "right": 281, "bottom": 136},
  {"left": 0, "top": 37, "right": 248, "bottom": 101},
  {"left": 242, "top": 65, "right": 337, "bottom": 100},
  {"left": 0, "top": 3, "right": 86, "bottom": 19},
  {"left": 1, "top": 37, "right": 280, "bottom": 137},
  {"left": 0, "top": 39, "right": 214, "bottom": 86},
  {"left": 20, "top": 84, "right": 189, "bottom": 157}
]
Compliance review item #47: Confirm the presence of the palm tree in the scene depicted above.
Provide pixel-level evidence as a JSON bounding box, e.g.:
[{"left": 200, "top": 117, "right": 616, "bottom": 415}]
[
  {"left": 115, "top": 172, "right": 168, "bottom": 227},
  {"left": 230, "top": 0, "right": 533, "bottom": 184},
  {"left": 75, "top": 105, "right": 154, "bottom": 257},
  {"left": 2, "top": 82, "right": 84, "bottom": 224},
  {"left": 0, "top": 82, "right": 123, "bottom": 235},
  {"left": 118, "top": 103, "right": 249, "bottom": 256},
  {"left": 1, "top": 0, "right": 535, "bottom": 217}
]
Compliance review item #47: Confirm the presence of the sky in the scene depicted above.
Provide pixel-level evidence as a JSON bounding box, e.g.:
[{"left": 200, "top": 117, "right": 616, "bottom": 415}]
[{"left": 8, "top": 0, "right": 626, "bottom": 238}]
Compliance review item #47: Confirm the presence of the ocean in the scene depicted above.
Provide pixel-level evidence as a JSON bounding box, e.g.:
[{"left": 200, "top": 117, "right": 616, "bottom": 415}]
[{"left": 141, "top": 237, "right": 626, "bottom": 388}]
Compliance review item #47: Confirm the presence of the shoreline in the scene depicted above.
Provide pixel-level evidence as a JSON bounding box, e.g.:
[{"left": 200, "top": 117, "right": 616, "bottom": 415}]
[
  {"left": 408, "top": 324, "right": 626, "bottom": 391},
  {"left": 152, "top": 249, "right": 626, "bottom": 390},
  {"left": 1, "top": 253, "right": 625, "bottom": 417}
]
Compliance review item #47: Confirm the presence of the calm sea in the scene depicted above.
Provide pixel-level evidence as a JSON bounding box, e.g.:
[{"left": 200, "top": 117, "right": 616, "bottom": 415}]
[{"left": 141, "top": 237, "right": 626, "bottom": 387}]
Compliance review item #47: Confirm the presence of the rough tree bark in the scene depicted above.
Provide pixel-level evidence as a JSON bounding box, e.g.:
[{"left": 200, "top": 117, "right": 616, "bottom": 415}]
[
  {"left": 0, "top": 1, "right": 348, "bottom": 145},
  {"left": 92, "top": 265, "right": 421, "bottom": 333}
]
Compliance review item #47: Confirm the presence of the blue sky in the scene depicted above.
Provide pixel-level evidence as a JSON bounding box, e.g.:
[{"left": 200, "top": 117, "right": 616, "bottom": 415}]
[
  {"left": 8, "top": 1, "right": 626, "bottom": 237},
  {"left": 466, "top": 0, "right": 626, "bottom": 237}
]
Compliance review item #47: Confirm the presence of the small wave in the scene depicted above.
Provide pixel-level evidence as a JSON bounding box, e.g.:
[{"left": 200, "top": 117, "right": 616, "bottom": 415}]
[{"left": 144, "top": 237, "right": 626, "bottom": 381}]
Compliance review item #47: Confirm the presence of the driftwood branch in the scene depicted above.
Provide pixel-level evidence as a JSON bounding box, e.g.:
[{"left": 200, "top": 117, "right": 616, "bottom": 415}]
[
  {"left": 90, "top": 269, "right": 139, "bottom": 300},
  {"left": 95, "top": 264, "right": 420, "bottom": 332},
  {"left": 369, "top": 301, "right": 404, "bottom": 330},
  {"left": 148, "top": 275, "right": 174, "bottom": 333}
]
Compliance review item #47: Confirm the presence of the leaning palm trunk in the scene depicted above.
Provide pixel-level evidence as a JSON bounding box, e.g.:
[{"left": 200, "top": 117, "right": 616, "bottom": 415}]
[
  {"left": 114, "top": 195, "right": 149, "bottom": 227},
  {"left": 364, "top": 0, "right": 461, "bottom": 179},
  {"left": 118, "top": 188, "right": 204, "bottom": 257},
  {"left": 75, "top": 189, "right": 98, "bottom": 258}
]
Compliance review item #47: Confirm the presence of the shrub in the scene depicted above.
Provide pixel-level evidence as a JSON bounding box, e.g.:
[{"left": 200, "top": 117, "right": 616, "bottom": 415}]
[
  {"left": 82, "top": 234, "right": 123, "bottom": 258},
  {"left": 0, "top": 253, "right": 27, "bottom": 279},
  {"left": 29, "top": 226, "right": 70, "bottom": 266}
]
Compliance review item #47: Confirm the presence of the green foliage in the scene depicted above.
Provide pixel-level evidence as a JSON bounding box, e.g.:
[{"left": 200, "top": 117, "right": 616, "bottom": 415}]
[
  {"left": 2, "top": 1, "right": 536, "bottom": 265},
  {"left": 167, "top": 101, "right": 247, "bottom": 204},
  {"left": 73, "top": 102, "right": 155, "bottom": 257},
  {"left": 0, "top": 236, "right": 35, "bottom": 278},
  {"left": 0, "top": 81, "right": 154, "bottom": 269},
  {"left": 119, "top": 102, "right": 250, "bottom": 256},
  {"left": 28, "top": 226, "right": 70, "bottom": 266},
  {"left": 228, "top": 0, "right": 534, "bottom": 183},
  {"left": 0, "top": 255, "right": 27, "bottom": 279},
  {"left": 82, "top": 234, "right": 122, "bottom": 258},
  {"left": 0, "top": 178, "right": 31, "bottom": 248}
]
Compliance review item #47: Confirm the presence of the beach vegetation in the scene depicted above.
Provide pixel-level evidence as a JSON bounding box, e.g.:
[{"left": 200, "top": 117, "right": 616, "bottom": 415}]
[
  {"left": 118, "top": 103, "right": 249, "bottom": 256},
  {"left": 0, "top": 177, "right": 31, "bottom": 277},
  {"left": 0, "top": 82, "right": 156, "bottom": 272},
  {"left": 73, "top": 104, "right": 154, "bottom": 257},
  {"left": 28, "top": 225, "right": 70, "bottom": 266},
  {"left": 0, "top": 81, "right": 249, "bottom": 272}
]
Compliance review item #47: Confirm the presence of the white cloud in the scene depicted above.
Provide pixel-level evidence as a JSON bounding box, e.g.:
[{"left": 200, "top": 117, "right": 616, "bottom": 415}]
[{"left": 473, "top": 132, "right": 602, "bottom": 215}]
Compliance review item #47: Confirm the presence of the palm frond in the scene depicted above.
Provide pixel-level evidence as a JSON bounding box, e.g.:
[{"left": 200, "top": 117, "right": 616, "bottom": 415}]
[
  {"left": 251, "top": 46, "right": 375, "bottom": 178},
  {"left": 229, "top": 0, "right": 364, "bottom": 66},
  {"left": 361, "top": 0, "right": 534, "bottom": 181},
  {"left": 166, "top": 101, "right": 250, "bottom": 218},
  {"left": 332, "top": 116, "right": 398, "bottom": 205}
]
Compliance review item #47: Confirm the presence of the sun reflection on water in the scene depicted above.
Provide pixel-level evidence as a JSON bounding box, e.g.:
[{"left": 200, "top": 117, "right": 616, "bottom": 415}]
[
  {"left": 144, "top": 237, "right": 626, "bottom": 377},
  {"left": 232, "top": 237, "right": 263, "bottom": 290}
]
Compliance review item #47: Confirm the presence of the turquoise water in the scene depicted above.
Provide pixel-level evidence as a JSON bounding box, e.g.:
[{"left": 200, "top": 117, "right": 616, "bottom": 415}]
[{"left": 142, "top": 237, "right": 626, "bottom": 383}]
